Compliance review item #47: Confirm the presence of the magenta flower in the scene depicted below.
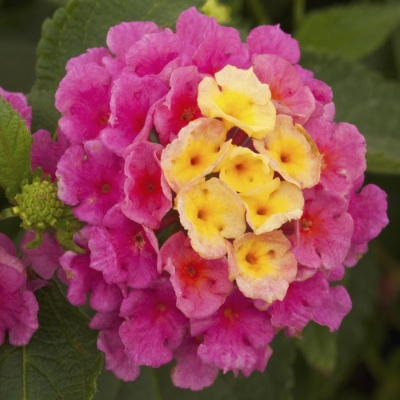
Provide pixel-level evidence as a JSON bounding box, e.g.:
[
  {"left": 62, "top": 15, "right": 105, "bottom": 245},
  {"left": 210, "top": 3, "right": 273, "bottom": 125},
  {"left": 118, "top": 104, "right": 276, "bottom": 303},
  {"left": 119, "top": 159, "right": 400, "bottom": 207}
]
[
  {"left": 119, "top": 278, "right": 188, "bottom": 367},
  {"left": 268, "top": 271, "right": 351, "bottom": 333},
  {"left": 89, "top": 204, "right": 160, "bottom": 288},
  {"left": 56, "top": 63, "right": 112, "bottom": 144},
  {"left": 122, "top": 141, "right": 172, "bottom": 228},
  {"left": 90, "top": 311, "right": 140, "bottom": 381},
  {"left": 0, "top": 234, "right": 39, "bottom": 346},
  {"left": 100, "top": 72, "right": 168, "bottom": 156},
  {"left": 345, "top": 175, "right": 389, "bottom": 265},
  {"left": 20, "top": 231, "right": 63, "bottom": 280},
  {"left": 253, "top": 54, "right": 315, "bottom": 124},
  {"left": 191, "top": 19, "right": 250, "bottom": 75},
  {"left": 191, "top": 287, "right": 274, "bottom": 374},
  {"left": 154, "top": 66, "right": 203, "bottom": 145},
  {"left": 57, "top": 140, "right": 124, "bottom": 225},
  {"left": 291, "top": 186, "right": 354, "bottom": 270},
  {"left": 305, "top": 118, "right": 366, "bottom": 195},
  {"left": 59, "top": 228, "right": 124, "bottom": 312},
  {"left": 31, "top": 129, "right": 70, "bottom": 180},
  {"left": 161, "top": 231, "right": 232, "bottom": 318},
  {"left": 171, "top": 334, "right": 219, "bottom": 390},
  {"left": 0, "top": 87, "right": 32, "bottom": 128},
  {"left": 125, "top": 29, "right": 194, "bottom": 84},
  {"left": 247, "top": 24, "right": 300, "bottom": 64},
  {"left": 106, "top": 21, "right": 160, "bottom": 62}
]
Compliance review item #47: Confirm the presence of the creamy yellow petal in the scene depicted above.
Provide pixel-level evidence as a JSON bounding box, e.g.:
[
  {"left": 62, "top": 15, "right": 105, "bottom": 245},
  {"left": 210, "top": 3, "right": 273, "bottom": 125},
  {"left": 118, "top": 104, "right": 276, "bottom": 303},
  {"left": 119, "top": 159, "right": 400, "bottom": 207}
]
[
  {"left": 161, "top": 118, "right": 229, "bottom": 192},
  {"left": 240, "top": 179, "right": 304, "bottom": 234},
  {"left": 253, "top": 114, "right": 321, "bottom": 188},
  {"left": 176, "top": 177, "right": 246, "bottom": 259},
  {"left": 217, "top": 145, "right": 274, "bottom": 192},
  {"left": 228, "top": 231, "right": 297, "bottom": 303},
  {"left": 198, "top": 65, "right": 276, "bottom": 139}
]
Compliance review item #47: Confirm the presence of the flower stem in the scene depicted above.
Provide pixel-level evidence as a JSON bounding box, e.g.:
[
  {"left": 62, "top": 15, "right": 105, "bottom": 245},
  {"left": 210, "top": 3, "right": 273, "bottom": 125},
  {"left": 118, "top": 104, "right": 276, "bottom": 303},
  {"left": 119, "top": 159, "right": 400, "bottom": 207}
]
[
  {"left": 246, "top": 0, "right": 270, "bottom": 26},
  {"left": 293, "top": 0, "right": 306, "bottom": 31}
]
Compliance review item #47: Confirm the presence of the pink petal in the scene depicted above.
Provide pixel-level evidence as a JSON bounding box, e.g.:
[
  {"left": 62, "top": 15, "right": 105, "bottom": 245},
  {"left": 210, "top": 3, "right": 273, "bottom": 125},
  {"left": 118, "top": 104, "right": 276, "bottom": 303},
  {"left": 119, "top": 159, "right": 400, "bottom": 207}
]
[
  {"left": 176, "top": 7, "right": 212, "bottom": 48},
  {"left": 347, "top": 176, "right": 389, "bottom": 245},
  {"left": 154, "top": 66, "right": 203, "bottom": 145},
  {"left": 247, "top": 25, "right": 300, "bottom": 64},
  {"left": 66, "top": 47, "right": 112, "bottom": 72},
  {"left": 193, "top": 20, "right": 250, "bottom": 75},
  {"left": 0, "top": 87, "right": 32, "bottom": 129},
  {"left": 291, "top": 187, "right": 353, "bottom": 270},
  {"left": 171, "top": 334, "right": 219, "bottom": 390},
  {"left": 56, "top": 140, "right": 125, "bottom": 225},
  {"left": 305, "top": 118, "right": 366, "bottom": 195},
  {"left": 161, "top": 231, "right": 232, "bottom": 319},
  {"left": 20, "top": 231, "right": 63, "bottom": 280},
  {"left": 0, "top": 264, "right": 38, "bottom": 346},
  {"left": 191, "top": 287, "right": 274, "bottom": 373},
  {"left": 89, "top": 204, "right": 160, "bottom": 288},
  {"left": 60, "top": 250, "right": 123, "bottom": 312},
  {"left": 122, "top": 142, "right": 172, "bottom": 229},
  {"left": 100, "top": 72, "right": 168, "bottom": 156},
  {"left": 119, "top": 278, "right": 188, "bottom": 367},
  {"left": 107, "top": 21, "right": 160, "bottom": 61},
  {"left": 31, "top": 129, "right": 70, "bottom": 180},
  {"left": 253, "top": 54, "right": 315, "bottom": 124},
  {"left": 90, "top": 311, "right": 140, "bottom": 381},
  {"left": 55, "top": 63, "right": 112, "bottom": 144}
]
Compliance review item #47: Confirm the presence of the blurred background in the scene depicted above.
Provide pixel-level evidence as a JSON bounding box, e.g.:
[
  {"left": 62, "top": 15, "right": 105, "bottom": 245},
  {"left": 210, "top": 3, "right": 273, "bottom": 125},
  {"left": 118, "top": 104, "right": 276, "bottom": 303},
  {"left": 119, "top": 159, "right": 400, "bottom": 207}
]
[{"left": 1, "top": 0, "right": 400, "bottom": 399}]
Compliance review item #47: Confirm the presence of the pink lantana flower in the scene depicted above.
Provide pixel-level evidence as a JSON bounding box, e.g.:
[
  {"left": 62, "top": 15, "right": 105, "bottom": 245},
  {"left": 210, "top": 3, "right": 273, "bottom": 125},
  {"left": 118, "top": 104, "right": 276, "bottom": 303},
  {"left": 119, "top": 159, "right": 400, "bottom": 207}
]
[
  {"left": 122, "top": 141, "right": 172, "bottom": 229},
  {"left": 171, "top": 334, "right": 219, "bottom": 390},
  {"left": 191, "top": 287, "right": 275, "bottom": 374},
  {"left": 291, "top": 186, "right": 354, "bottom": 270},
  {"left": 268, "top": 271, "right": 351, "bottom": 334},
  {"left": 161, "top": 231, "right": 232, "bottom": 318},
  {"left": 45, "top": 7, "right": 388, "bottom": 388},
  {"left": 56, "top": 63, "right": 112, "bottom": 144},
  {"left": 0, "top": 87, "right": 32, "bottom": 128},
  {"left": 90, "top": 311, "right": 140, "bottom": 382},
  {"left": 89, "top": 204, "right": 160, "bottom": 288},
  {"left": 0, "top": 234, "right": 39, "bottom": 346},
  {"left": 57, "top": 140, "right": 125, "bottom": 225},
  {"left": 154, "top": 66, "right": 203, "bottom": 145},
  {"left": 119, "top": 278, "right": 188, "bottom": 367}
]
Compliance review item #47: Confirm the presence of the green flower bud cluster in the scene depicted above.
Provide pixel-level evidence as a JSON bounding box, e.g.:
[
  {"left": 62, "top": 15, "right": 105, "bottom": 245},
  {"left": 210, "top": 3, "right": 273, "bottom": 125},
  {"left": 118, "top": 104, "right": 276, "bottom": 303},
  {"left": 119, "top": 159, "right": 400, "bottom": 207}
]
[
  {"left": 0, "top": 168, "right": 84, "bottom": 252},
  {"left": 13, "top": 177, "right": 66, "bottom": 231}
]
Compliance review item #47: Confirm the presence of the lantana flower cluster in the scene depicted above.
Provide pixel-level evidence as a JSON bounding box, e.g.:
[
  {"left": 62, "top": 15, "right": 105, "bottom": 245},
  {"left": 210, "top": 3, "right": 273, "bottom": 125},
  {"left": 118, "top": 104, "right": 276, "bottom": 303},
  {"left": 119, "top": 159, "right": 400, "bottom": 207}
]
[{"left": 0, "top": 8, "right": 389, "bottom": 390}]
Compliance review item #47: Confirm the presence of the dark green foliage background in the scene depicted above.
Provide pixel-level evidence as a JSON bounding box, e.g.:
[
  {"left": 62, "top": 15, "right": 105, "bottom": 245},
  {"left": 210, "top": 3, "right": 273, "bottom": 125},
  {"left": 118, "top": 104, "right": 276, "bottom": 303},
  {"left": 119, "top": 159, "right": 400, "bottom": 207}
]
[{"left": 1, "top": 0, "right": 400, "bottom": 399}]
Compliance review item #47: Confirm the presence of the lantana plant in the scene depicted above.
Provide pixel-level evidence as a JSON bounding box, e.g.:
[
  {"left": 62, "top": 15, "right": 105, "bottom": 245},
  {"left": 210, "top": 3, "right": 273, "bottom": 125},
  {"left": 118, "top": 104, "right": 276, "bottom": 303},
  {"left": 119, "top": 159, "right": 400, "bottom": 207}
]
[{"left": 0, "top": 0, "right": 392, "bottom": 397}]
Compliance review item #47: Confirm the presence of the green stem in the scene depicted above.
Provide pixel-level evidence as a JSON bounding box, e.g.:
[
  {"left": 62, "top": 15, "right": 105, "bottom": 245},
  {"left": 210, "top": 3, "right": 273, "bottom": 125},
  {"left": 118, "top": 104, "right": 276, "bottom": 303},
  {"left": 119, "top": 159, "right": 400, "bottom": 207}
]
[
  {"left": 246, "top": 0, "right": 270, "bottom": 26},
  {"left": 293, "top": 0, "right": 306, "bottom": 31}
]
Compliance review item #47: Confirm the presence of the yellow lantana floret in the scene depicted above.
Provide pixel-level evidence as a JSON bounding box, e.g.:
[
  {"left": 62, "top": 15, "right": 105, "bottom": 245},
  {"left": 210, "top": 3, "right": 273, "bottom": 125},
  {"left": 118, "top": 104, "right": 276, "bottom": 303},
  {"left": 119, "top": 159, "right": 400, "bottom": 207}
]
[
  {"left": 176, "top": 178, "right": 246, "bottom": 259},
  {"left": 228, "top": 231, "right": 297, "bottom": 303},
  {"left": 161, "top": 118, "right": 230, "bottom": 193},
  {"left": 198, "top": 65, "right": 276, "bottom": 139},
  {"left": 253, "top": 114, "right": 321, "bottom": 188},
  {"left": 216, "top": 145, "right": 274, "bottom": 192},
  {"left": 240, "top": 178, "right": 304, "bottom": 234}
]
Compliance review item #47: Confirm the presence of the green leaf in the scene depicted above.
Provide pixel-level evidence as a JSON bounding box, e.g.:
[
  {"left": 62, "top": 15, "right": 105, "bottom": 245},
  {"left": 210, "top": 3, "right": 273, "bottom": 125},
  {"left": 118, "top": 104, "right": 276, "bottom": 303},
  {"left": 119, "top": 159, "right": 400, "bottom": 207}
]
[
  {"left": 300, "top": 50, "right": 400, "bottom": 175},
  {"left": 0, "top": 281, "right": 103, "bottom": 400},
  {"left": 296, "top": 322, "right": 337, "bottom": 374},
  {"left": 29, "top": 0, "right": 206, "bottom": 133},
  {"left": 94, "top": 332, "right": 295, "bottom": 400},
  {"left": 296, "top": 5, "right": 400, "bottom": 61},
  {"left": 0, "top": 95, "right": 32, "bottom": 198}
]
